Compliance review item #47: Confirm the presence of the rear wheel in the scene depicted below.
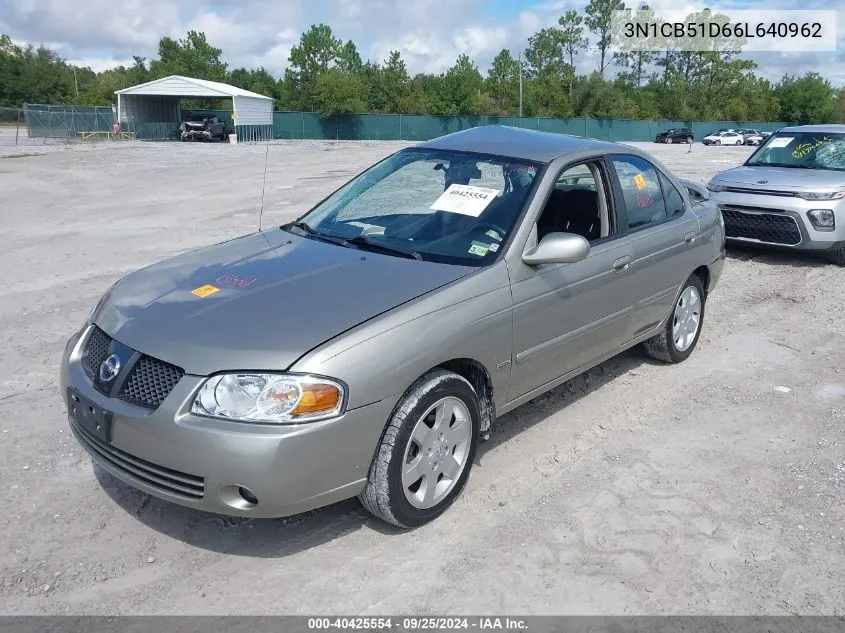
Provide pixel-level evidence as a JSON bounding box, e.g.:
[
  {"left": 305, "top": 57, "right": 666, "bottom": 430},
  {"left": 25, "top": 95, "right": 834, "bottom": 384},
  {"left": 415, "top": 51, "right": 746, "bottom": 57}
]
[
  {"left": 828, "top": 246, "right": 845, "bottom": 266},
  {"left": 714, "top": 140, "right": 721, "bottom": 146},
  {"left": 643, "top": 274, "right": 706, "bottom": 364},
  {"left": 359, "top": 370, "right": 480, "bottom": 528}
]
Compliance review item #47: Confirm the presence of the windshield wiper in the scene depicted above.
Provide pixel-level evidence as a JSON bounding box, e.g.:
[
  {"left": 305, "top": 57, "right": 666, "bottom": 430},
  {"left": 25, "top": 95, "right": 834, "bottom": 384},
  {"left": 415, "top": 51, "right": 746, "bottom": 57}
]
[
  {"left": 343, "top": 235, "right": 424, "bottom": 261},
  {"left": 283, "top": 221, "right": 348, "bottom": 246}
]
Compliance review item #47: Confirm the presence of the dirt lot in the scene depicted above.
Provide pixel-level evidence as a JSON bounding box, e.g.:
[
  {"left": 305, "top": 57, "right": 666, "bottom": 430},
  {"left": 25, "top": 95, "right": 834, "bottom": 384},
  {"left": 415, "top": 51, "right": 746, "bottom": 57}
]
[{"left": 1, "top": 133, "right": 843, "bottom": 616}]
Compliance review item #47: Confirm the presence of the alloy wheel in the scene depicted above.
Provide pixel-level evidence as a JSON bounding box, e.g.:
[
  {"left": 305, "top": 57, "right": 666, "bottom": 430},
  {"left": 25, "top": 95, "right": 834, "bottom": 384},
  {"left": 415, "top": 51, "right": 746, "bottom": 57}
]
[
  {"left": 672, "top": 286, "right": 702, "bottom": 352},
  {"left": 402, "top": 396, "right": 472, "bottom": 509}
]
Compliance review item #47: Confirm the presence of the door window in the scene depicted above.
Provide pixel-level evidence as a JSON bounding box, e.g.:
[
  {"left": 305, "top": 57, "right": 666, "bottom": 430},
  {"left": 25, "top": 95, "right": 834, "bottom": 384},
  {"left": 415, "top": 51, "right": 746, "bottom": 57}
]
[
  {"left": 658, "top": 171, "right": 685, "bottom": 219},
  {"left": 610, "top": 155, "right": 667, "bottom": 230}
]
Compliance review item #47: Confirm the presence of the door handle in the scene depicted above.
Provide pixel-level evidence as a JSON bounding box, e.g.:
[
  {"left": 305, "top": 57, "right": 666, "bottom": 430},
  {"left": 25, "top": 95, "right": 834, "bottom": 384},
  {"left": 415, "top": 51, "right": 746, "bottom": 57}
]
[
  {"left": 612, "top": 256, "right": 630, "bottom": 272},
  {"left": 684, "top": 231, "right": 697, "bottom": 244}
]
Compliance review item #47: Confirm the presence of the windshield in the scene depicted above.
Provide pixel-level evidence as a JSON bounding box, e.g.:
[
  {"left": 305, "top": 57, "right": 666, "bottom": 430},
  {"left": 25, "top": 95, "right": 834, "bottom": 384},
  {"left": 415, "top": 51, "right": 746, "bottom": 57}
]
[
  {"left": 746, "top": 132, "right": 845, "bottom": 171},
  {"left": 289, "top": 148, "right": 542, "bottom": 266}
]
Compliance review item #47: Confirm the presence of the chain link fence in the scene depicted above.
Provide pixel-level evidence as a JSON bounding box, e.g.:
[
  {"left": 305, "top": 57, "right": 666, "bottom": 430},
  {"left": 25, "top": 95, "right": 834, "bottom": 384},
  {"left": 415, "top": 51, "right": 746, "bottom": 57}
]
[
  {"left": 22, "top": 104, "right": 117, "bottom": 139},
  {"left": 0, "top": 107, "right": 25, "bottom": 146}
]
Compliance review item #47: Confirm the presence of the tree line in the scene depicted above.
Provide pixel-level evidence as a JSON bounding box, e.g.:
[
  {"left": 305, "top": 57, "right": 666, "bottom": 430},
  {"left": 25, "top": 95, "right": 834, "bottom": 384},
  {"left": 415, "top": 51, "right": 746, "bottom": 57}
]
[{"left": 1, "top": 1, "right": 844, "bottom": 124}]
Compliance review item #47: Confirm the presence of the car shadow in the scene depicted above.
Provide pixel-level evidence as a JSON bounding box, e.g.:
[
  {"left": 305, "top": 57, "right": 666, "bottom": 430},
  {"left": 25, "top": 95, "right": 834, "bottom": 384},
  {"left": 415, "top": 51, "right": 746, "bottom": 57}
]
[
  {"left": 726, "top": 243, "right": 831, "bottom": 268},
  {"left": 94, "top": 347, "right": 655, "bottom": 557}
]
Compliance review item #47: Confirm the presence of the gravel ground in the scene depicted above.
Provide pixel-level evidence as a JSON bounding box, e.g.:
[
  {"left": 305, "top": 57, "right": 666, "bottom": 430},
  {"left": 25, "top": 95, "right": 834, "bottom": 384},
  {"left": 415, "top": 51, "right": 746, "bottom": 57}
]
[{"left": 1, "top": 135, "right": 843, "bottom": 616}]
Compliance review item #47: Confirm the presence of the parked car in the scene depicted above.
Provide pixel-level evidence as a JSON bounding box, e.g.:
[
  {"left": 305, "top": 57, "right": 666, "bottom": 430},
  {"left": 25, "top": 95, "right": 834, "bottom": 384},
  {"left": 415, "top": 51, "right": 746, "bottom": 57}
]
[
  {"left": 741, "top": 130, "right": 765, "bottom": 146},
  {"left": 702, "top": 131, "right": 746, "bottom": 146},
  {"left": 60, "top": 125, "right": 726, "bottom": 528},
  {"left": 655, "top": 127, "right": 694, "bottom": 143},
  {"left": 707, "top": 124, "right": 845, "bottom": 265},
  {"left": 180, "top": 114, "right": 227, "bottom": 142}
]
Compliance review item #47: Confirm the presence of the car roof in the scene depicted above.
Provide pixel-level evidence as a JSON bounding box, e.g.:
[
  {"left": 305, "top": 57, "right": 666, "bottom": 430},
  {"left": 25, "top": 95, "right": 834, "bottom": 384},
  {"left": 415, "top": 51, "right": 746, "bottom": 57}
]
[
  {"left": 416, "top": 125, "right": 621, "bottom": 163},
  {"left": 776, "top": 124, "right": 845, "bottom": 134}
]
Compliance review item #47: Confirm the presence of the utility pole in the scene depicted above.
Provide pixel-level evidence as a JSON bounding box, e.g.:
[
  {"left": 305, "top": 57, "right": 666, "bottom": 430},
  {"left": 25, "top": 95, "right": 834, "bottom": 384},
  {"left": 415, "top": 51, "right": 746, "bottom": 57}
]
[
  {"left": 73, "top": 67, "right": 79, "bottom": 99},
  {"left": 517, "top": 53, "right": 523, "bottom": 117}
]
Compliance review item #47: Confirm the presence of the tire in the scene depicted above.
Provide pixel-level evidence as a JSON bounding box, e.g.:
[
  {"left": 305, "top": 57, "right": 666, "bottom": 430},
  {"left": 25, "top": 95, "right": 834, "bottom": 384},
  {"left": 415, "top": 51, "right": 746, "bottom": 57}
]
[
  {"left": 643, "top": 274, "right": 706, "bottom": 364},
  {"left": 665, "top": 137, "right": 672, "bottom": 144},
  {"left": 669, "top": 136, "right": 676, "bottom": 144},
  {"left": 714, "top": 140, "right": 721, "bottom": 146},
  {"left": 736, "top": 139, "right": 743, "bottom": 145},
  {"left": 359, "top": 369, "right": 480, "bottom": 528},
  {"left": 828, "top": 246, "right": 845, "bottom": 266}
]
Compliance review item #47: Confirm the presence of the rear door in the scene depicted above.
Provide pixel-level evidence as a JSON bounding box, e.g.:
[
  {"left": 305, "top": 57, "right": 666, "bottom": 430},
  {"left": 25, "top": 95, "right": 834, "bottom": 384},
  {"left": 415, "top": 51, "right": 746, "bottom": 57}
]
[{"left": 606, "top": 154, "right": 702, "bottom": 341}]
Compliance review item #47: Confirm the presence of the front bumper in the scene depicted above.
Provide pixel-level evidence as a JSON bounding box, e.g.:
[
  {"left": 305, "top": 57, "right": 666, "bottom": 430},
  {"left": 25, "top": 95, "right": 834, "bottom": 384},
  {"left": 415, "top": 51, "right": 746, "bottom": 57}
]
[
  {"left": 60, "top": 326, "right": 399, "bottom": 518},
  {"left": 710, "top": 191, "right": 845, "bottom": 252}
]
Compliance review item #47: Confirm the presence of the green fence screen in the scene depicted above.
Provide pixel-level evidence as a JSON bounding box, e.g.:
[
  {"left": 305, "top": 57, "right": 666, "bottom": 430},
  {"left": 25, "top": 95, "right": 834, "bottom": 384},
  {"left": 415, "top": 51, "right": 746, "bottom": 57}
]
[{"left": 24, "top": 104, "right": 790, "bottom": 142}]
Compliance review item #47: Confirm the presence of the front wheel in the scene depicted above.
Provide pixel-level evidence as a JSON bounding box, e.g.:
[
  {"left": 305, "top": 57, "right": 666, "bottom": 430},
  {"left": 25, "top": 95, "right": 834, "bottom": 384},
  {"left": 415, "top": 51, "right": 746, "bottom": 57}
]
[
  {"left": 714, "top": 140, "right": 721, "bottom": 146},
  {"left": 359, "top": 370, "right": 480, "bottom": 528},
  {"left": 736, "top": 139, "right": 743, "bottom": 145},
  {"left": 643, "top": 274, "right": 706, "bottom": 363},
  {"left": 829, "top": 246, "right": 845, "bottom": 266}
]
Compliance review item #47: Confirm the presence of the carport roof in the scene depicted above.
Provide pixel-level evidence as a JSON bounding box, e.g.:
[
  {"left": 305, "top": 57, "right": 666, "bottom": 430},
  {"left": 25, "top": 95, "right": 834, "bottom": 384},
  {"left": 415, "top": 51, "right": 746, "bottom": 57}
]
[{"left": 115, "top": 75, "right": 273, "bottom": 100}]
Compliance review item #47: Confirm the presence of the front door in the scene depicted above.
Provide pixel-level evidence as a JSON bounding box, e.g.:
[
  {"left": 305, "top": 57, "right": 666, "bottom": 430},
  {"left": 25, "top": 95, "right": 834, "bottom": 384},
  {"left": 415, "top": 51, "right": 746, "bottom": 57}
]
[{"left": 507, "top": 159, "right": 636, "bottom": 401}]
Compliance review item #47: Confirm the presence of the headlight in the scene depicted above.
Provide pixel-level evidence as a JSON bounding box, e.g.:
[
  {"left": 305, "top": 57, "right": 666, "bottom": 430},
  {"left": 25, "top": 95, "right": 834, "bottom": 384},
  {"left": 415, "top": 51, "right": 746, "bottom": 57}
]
[
  {"left": 706, "top": 182, "right": 727, "bottom": 193},
  {"left": 191, "top": 373, "right": 345, "bottom": 424},
  {"left": 807, "top": 209, "right": 835, "bottom": 230},
  {"left": 796, "top": 191, "right": 845, "bottom": 200}
]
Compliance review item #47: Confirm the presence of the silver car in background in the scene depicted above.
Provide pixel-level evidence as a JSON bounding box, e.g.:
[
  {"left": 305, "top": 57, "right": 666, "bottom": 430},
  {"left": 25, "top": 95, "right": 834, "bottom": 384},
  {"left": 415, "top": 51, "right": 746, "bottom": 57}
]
[
  {"left": 707, "top": 124, "right": 845, "bottom": 265},
  {"left": 60, "top": 126, "right": 725, "bottom": 528}
]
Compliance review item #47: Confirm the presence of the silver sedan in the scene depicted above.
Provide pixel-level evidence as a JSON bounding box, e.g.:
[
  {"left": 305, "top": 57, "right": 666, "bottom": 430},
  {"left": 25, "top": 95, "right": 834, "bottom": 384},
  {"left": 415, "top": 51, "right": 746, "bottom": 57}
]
[{"left": 61, "top": 125, "right": 725, "bottom": 527}]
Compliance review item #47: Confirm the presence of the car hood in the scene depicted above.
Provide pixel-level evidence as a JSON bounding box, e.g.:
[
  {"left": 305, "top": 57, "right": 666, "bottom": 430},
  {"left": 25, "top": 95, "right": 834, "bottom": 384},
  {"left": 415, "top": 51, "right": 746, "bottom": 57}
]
[
  {"left": 711, "top": 166, "right": 845, "bottom": 190},
  {"left": 94, "top": 230, "right": 474, "bottom": 375}
]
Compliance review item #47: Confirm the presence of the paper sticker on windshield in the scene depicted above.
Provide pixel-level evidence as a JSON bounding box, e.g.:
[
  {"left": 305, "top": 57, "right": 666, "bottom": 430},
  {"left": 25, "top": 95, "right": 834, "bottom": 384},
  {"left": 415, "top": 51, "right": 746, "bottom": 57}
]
[
  {"left": 468, "top": 241, "right": 489, "bottom": 257},
  {"left": 430, "top": 184, "right": 500, "bottom": 217},
  {"left": 191, "top": 284, "right": 220, "bottom": 298},
  {"left": 767, "top": 137, "right": 793, "bottom": 148},
  {"left": 485, "top": 229, "right": 503, "bottom": 241},
  {"left": 489, "top": 242, "right": 500, "bottom": 252},
  {"left": 633, "top": 173, "right": 647, "bottom": 190}
]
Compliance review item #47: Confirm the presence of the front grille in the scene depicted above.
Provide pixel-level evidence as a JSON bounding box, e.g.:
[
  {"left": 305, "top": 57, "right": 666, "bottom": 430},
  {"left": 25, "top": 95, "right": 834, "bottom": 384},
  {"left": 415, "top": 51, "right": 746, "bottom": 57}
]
[
  {"left": 724, "top": 186, "right": 796, "bottom": 197},
  {"left": 721, "top": 208, "right": 802, "bottom": 245},
  {"left": 119, "top": 355, "right": 184, "bottom": 409},
  {"left": 71, "top": 418, "right": 205, "bottom": 499},
  {"left": 82, "top": 327, "right": 111, "bottom": 379}
]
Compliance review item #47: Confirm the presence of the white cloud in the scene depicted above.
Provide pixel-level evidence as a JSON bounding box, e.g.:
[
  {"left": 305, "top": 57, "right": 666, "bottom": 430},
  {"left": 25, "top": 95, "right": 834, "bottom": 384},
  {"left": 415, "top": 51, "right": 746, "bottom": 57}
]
[
  {"left": 0, "top": 0, "right": 840, "bottom": 84},
  {"left": 65, "top": 57, "right": 134, "bottom": 72}
]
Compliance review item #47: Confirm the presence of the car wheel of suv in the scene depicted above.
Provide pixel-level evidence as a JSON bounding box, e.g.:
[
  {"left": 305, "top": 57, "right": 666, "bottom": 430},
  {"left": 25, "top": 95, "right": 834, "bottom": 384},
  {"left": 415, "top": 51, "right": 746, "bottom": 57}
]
[
  {"left": 665, "top": 137, "right": 672, "bottom": 144},
  {"left": 359, "top": 369, "right": 480, "bottom": 528},
  {"left": 714, "top": 140, "right": 721, "bottom": 146},
  {"left": 643, "top": 274, "right": 706, "bottom": 364},
  {"left": 735, "top": 139, "right": 743, "bottom": 145},
  {"left": 829, "top": 246, "right": 845, "bottom": 266}
]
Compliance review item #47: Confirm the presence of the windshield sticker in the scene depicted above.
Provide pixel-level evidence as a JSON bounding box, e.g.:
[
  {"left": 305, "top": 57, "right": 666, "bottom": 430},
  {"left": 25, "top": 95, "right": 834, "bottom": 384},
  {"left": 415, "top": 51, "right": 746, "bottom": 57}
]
[
  {"left": 489, "top": 242, "right": 500, "bottom": 253},
  {"left": 191, "top": 284, "right": 220, "bottom": 298},
  {"left": 348, "top": 221, "right": 386, "bottom": 235},
  {"left": 634, "top": 173, "right": 647, "bottom": 190},
  {"left": 485, "top": 229, "right": 503, "bottom": 241},
  {"left": 767, "top": 137, "right": 793, "bottom": 149},
  {"left": 430, "top": 184, "right": 500, "bottom": 217},
  {"left": 468, "top": 241, "right": 490, "bottom": 257},
  {"left": 792, "top": 137, "right": 831, "bottom": 159}
]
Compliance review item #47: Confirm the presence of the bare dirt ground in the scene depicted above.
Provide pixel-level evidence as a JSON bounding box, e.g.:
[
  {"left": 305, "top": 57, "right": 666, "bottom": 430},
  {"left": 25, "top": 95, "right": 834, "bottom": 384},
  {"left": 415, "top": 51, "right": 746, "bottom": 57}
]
[{"left": 1, "top": 133, "right": 843, "bottom": 616}]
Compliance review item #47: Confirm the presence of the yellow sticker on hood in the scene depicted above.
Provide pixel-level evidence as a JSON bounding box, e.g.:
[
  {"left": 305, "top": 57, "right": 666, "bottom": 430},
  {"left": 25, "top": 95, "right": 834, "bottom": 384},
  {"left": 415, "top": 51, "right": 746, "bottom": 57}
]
[{"left": 191, "top": 284, "right": 221, "bottom": 298}]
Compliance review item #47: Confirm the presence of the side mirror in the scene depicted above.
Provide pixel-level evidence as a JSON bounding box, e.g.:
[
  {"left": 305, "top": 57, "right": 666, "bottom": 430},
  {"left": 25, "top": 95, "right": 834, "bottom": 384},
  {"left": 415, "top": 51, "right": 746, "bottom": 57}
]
[
  {"left": 678, "top": 178, "right": 710, "bottom": 202},
  {"left": 522, "top": 232, "right": 590, "bottom": 266}
]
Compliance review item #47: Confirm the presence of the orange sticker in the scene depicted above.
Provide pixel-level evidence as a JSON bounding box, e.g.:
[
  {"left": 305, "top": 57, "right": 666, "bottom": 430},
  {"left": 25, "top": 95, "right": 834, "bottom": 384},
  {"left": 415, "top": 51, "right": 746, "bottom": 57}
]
[
  {"left": 191, "top": 284, "right": 220, "bottom": 298},
  {"left": 634, "top": 174, "right": 647, "bottom": 190}
]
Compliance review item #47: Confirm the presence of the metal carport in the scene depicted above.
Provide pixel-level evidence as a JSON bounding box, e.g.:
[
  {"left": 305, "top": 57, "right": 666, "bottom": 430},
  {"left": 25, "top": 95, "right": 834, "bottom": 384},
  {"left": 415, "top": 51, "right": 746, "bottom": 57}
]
[{"left": 115, "top": 75, "right": 274, "bottom": 141}]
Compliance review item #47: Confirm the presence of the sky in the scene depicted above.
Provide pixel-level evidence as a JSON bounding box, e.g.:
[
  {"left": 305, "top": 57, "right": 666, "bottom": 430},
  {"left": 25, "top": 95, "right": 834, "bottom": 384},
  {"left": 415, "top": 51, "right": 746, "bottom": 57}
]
[{"left": 1, "top": 0, "right": 843, "bottom": 85}]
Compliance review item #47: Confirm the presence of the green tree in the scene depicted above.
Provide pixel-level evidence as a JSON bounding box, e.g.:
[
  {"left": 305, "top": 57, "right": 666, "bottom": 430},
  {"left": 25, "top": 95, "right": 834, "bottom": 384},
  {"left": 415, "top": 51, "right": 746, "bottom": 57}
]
[
  {"left": 312, "top": 68, "right": 366, "bottom": 118},
  {"left": 558, "top": 11, "right": 587, "bottom": 87},
  {"left": 584, "top": 0, "right": 625, "bottom": 78},
  {"left": 523, "top": 28, "right": 566, "bottom": 79},
  {"left": 338, "top": 40, "right": 363, "bottom": 74},
  {"left": 287, "top": 24, "right": 343, "bottom": 110},
  {"left": 775, "top": 73, "right": 837, "bottom": 123},
  {"left": 439, "top": 54, "right": 484, "bottom": 115},
  {"left": 485, "top": 49, "right": 520, "bottom": 113},
  {"left": 149, "top": 31, "right": 227, "bottom": 81}
]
